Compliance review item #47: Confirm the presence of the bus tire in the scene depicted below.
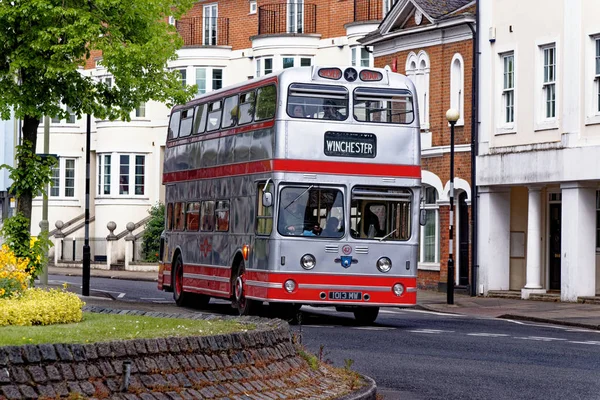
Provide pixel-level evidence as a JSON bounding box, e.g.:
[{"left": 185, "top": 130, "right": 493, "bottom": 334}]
[
  {"left": 232, "top": 258, "right": 259, "bottom": 316},
  {"left": 353, "top": 307, "right": 379, "bottom": 325},
  {"left": 172, "top": 253, "right": 189, "bottom": 307}
]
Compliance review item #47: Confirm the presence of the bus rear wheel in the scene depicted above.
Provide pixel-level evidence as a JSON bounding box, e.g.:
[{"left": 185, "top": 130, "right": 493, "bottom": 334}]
[
  {"left": 353, "top": 307, "right": 379, "bottom": 325},
  {"left": 233, "top": 259, "right": 259, "bottom": 316},
  {"left": 173, "top": 254, "right": 189, "bottom": 307}
]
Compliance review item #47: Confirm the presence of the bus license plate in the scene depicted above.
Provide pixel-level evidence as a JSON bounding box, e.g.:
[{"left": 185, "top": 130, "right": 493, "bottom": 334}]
[{"left": 328, "top": 291, "right": 362, "bottom": 301}]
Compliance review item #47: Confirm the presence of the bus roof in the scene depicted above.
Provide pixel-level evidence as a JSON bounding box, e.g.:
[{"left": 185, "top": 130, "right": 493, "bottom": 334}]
[{"left": 172, "top": 66, "right": 414, "bottom": 112}]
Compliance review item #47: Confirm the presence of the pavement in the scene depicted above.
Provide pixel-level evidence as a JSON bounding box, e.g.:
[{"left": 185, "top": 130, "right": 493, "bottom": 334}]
[{"left": 48, "top": 266, "right": 600, "bottom": 331}]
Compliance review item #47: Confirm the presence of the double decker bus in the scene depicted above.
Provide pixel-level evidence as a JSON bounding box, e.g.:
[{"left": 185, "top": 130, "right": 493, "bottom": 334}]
[{"left": 158, "top": 65, "right": 421, "bottom": 324}]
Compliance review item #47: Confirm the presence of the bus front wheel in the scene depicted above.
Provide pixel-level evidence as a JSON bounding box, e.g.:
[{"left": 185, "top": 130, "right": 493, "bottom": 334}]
[
  {"left": 353, "top": 307, "right": 379, "bottom": 325},
  {"left": 233, "top": 259, "right": 260, "bottom": 316},
  {"left": 173, "top": 254, "right": 189, "bottom": 307}
]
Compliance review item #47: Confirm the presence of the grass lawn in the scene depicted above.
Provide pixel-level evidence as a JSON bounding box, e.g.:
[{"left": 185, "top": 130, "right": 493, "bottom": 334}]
[{"left": 0, "top": 312, "right": 253, "bottom": 346}]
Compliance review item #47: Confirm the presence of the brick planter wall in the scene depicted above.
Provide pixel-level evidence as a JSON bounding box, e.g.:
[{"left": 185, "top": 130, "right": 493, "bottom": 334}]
[{"left": 0, "top": 307, "right": 376, "bottom": 399}]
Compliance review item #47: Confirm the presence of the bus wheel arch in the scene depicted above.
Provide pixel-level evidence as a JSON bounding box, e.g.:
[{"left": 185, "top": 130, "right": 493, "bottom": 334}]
[
  {"left": 172, "top": 250, "right": 189, "bottom": 307},
  {"left": 231, "top": 255, "right": 259, "bottom": 316}
]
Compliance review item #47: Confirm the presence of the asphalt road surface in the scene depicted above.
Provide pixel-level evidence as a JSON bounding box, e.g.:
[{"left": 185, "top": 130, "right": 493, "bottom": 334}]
[{"left": 50, "top": 275, "right": 600, "bottom": 400}]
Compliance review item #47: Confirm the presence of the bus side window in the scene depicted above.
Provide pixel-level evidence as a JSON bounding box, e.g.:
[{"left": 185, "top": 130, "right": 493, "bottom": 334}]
[
  {"left": 186, "top": 202, "right": 200, "bottom": 231},
  {"left": 255, "top": 85, "right": 276, "bottom": 121},
  {"left": 222, "top": 95, "right": 239, "bottom": 129},
  {"left": 207, "top": 101, "right": 222, "bottom": 132},
  {"left": 193, "top": 104, "right": 207, "bottom": 134},
  {"left": 166, "top": 203, "right": 174, "bottom": 231},
  {"left": 238, "top": 91, "right": 255, "bottom": 125},
  {"left": 201, "top": 201, "right": 215, "bottom": 231},
  {"left": 173, "top": 202, "right": 185, "bottom": 231},
  {"left": 215, "top": 200, "right": 230, "bottom": 232},
  {"left": 179, "top": 108, "right": 194, "bottom": 138},
  {"left": 168, "top": 110, "right": 181, "bottom": 140},
  {"left": 256, "top": 183, "right": 273, "bottom": 235}
]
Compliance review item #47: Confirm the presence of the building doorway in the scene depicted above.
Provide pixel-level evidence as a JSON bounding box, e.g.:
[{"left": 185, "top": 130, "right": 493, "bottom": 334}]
[
  {"left": 458, "top": 192, "right": 469, "bottom": 286},
  {"left": 549, "top": 203, "right": 561, "bottom": 290}
]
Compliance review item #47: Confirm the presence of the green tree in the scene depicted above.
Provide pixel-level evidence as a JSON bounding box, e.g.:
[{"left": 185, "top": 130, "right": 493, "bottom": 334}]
[
  {"left": 141, "top": 202, "right": 165, "bottom": 262},
  {"left": 0, "top": 0, "right": 195, "bottom": 226}
]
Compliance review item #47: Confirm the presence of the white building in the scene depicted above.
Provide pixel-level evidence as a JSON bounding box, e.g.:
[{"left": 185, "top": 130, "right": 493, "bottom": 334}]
[{"left": 477, "top": 0, "right": 600, "bottom": 300}]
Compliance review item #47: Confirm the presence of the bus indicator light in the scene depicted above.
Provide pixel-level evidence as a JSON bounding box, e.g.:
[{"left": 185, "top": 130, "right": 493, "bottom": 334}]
[
  {"left": 359, "top": 70, "right": 383, "bottom": 82},
  {"left": 318, "top": 68, "right": 342, "bottom": 80},
  {"left": 242, "top": 244, "right": 250, "bottom": 261}
]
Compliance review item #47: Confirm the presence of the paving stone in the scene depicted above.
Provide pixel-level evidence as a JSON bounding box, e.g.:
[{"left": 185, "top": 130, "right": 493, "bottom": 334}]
[
  {"left": 93, "top": 380, "right": 111, "bottom": 397},
  {"left": 73, "top": 363, "right": 89, "bottom": 380},
  {"left": 165, "top": 392, "right": 183, "bottom": 400},
  {"left": 21, "top": 345, "right": 41, "bottom": 363},
  {"left": 175, "top": 372, "right": 192, "bottom": 388},
  {"left": 17, "top": 384, "right": 36, "bottom": 399},
  {"left": 167, "top": 340, "right": 180, "bottom": 353},
  {"left": 99, "top": 360, "right": 116, "bottom": 377},
  {"left": 54, "top": 344, "right": 73, "bottom": 361},
  {"left": 124, "top": 394, "right": 141, "bottom": 400},
  {"left": 134, "top": 340, "right": 148, "bottom": 355},
  {"left": 87, "top": 364, "right": 102, "bottom": 378},
  {"left": 45, "top": 365, "right": 62, "bottom": 382},
  {"left": 139, "top": 394, "right": 157, "bottom": 400},
  {"left": 152, "top": 393, "right": 170, "bottom": 400},
  {"left": 1, "top": 385, "right": 22, "bottom": 399},
  {"left": 111, "top": 341, "right": 127, "bottom": 358},
  {"left": 0, "top": 367, "right": 10, "bottom": 383},
  {"left": 145, "top": 339, "right": 160, "bottom": 354},
  {"left": 83, "top": 344, "right": 98, "bottom": 359},
  {"left": 199, "top": 387, "right": 216, "bottom": 398},
  {"left": 151, "top": 374, "right": 168, "bottom": 388},
  {"left": 5, "top": 347, "right": 23, "bottom": 365},
  {"left": 70, "top": 344, "right": 87, "bottom": 361},
  {"left": 165, "top": 374, "right": 179, "bottom": 388},
  {"left": 156, "top": 338, "right": 169, "bottom": 353},
  {"left": 176, "top": 355, "right": 190, "bottom": 370},
  {"left": 156, "top": 356, "right": 172, "bottom": 372},
  {"left": 9, "top": 367, "right": 29, "bottom": 384},
  {"left": 80, "top": 381, "right": 96, "bottom": 396},
  {"left": 68, "top": 381, "right": 83, "bottom": 394},
  {"left": 96, "top": 342, "right": 112, "bottom": 358},
  {"left": 106, "top": 378, "right": 121, "bottom": 392},
  {"left": 37, "top": 384, "right": 56, "bottom": 398},
  {"left": 53, "top": 381, "right": 69, "bottom": 397},
  {"left": 27, "top": 365, "right": 47, "bottom": 383},
  {"left": 139, "top": 374, "right": 155, "bottom": 388},
  {"left": 144, "top": 357, "right": 159, "bottom": 372},
  {"left": 166, "top": 354, "right": 180, "bottom": 370},
  {"left": 59, "top": 363, "right": 75, "bottom": 380}
]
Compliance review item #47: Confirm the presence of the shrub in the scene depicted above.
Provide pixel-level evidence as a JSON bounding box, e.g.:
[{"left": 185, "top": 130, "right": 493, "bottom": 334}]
[
  {"left": 0, "top": 244, "right": 31, "bottom": 298},
  {"left": 141, "top": 202, "right": 165, "bottom": 262},
  {"left": 0, "top": 288, "right": 84, "bottom": 326}
]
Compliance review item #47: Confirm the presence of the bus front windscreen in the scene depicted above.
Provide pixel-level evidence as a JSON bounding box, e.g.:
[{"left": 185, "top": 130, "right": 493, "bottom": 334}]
[{"left": 278, "top": 186, "right": 345, "bottom": 238}]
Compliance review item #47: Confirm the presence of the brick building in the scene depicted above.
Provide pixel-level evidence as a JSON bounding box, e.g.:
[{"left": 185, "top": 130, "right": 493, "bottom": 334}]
[
  {"left": 361, "top": 0, "right": 476, "bottom": 291},
  {"left": 35, "top": 0, "right": 400, "bottom": 264}
]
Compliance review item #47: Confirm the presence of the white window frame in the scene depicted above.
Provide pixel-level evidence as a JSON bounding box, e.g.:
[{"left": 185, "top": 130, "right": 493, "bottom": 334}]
[
  {"left": 419, "top": 186, "right": 440, "bottom": 269},
  {"left": 51, "top": 105, "right": 77, "bottom": 125},
  {"left": 382, "top": 0, "right": 398, "bottom": 16},
  {"left": 203, "top": 4, "right": 218, "bottom": 46},
  {"left": 585, "top": 35, "right": 600, "bottom": 125},
  {"left": 134, "top": 102, "right": 146, "bottom": 119},
  {"left": 176, "top": 68, "right": 187, "bottom": 87},
  {"left": 49, "top": 157, "right": 77, "bottom": 199},
  {"left": 195, "top": 67, "right": 224, "bottom": 95},
  {"left": 405, "top": 51, "right": 430, "bottom": 130},
  {"left": 168, "top": 16, "right": 176, "bottom": 26},
  {"left": 249, "top": 0, "right": 257, "bottom": 14},
  {"left": 535, "top": 40, "right": 559, "bottom": 131},
  {"left": 96, "top": 153, "right": 147, "bottom": 198},
  {"left": 256, "top": 57, "right": 274, "bottom": 76},
  {"left": 281, "top": 56, "right": 313, "bottom": 70},
  {"left": 287, "top": 0, "right": 304, "bottom": 34},
  {"left": 351, "top": 46, "right": 373, "bottom": 68},
  {"left": 450, "top": 53, "right": 465, "bottom": 126}
]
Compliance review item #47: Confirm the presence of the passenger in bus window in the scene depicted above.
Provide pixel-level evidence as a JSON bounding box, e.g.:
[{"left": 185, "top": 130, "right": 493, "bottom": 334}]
[
  {"left": 279, "top": 194, "right": 306, "bottom": 234},
  {"left": 292, "top": 105, "right": 305, "bottom": 118},
  {"left": 321, "top": 216, "right": 342, "bottom": 237},
  {"left": 323, "top": 100, "right": 344, "bottom": 120}
]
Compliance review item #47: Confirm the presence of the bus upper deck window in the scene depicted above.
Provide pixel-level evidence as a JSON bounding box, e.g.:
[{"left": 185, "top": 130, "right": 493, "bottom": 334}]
[
  {"left": 207, "top": 101, "right": 222, "bottom": 132},
  {"left": 179, "top": 108, "right": 194, "bottom": 138},
  {"left": 222, "top": 95, "right": 239, "bottom": 129},
  {"left": 168, "top": 110, "right": 181, "bottom": 140},
  {"left": 287, "top": 83, "right": 348, "bottom": 120},
  {"left": 255, "top": 85, "right": 277, "bottom": 121},
  {"left": 193, "top": 104, "right": 207, "bottom": 134},
  {"left": 238, "top": 91, "right": 256, "bottom": 125},
  {"left": 353, "top": 88, "right": 414, "bottom": 124}
]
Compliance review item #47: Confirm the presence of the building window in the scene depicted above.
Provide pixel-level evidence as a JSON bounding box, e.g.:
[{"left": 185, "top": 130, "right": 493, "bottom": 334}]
[
  {"left": 97, "top": 153, "right": 145, "bottom": 197},
  {"left": 351, "top": 47, "right": 372, "bottom": 67},
  {"left": 255, "top": 59, "right": 261, "bottom": 78},
  {"left": 203, "top": 4, "right": 218, "bottom": 46},
  {"left": 195, "top": 67, "right": 223, "bottom": 95},
  {"left": 177, "top": 69, "right": 187, "bottom": 87},
  {"left": 283, "top": 57, "right": 294, "bottom": 69},
  {"left": 50, "top": 158, "right": 76, "bottom": 198},
  {"left": 250, "top": 0, "right": 257, "bottom": 14},
  {"left": 450, "top": 54, "right": 464, "bottom": 125},
  {"left": 287, "top": 0, "right": 304, "bottom": 33},
  {"left": 542, "top": 45, "right": 556, "bottom": 119},
  {"left": 300, "top": 57, "right": 311, "bottom": 67},
  {"left": 135, "top": 103, "right": 146, "bottom": 118},
  {"left": 406, "top": 51, "right": 430, "bottom": 129},
  {"left": 503, "top": 53, "right": 515, "bottom": 124},
  {"left": 51, "top": 106, "right": 77, "bottom": 124},
  {"left": 596, "top": 38, "right": 600, "bottom": 113},
  {"left": 419, "top": 186, "right": 439, "bottom": 264},
  {"left": 168, "top": 16, "right": 176, "bottom": 26},
  {"left": 382, "top": 0, "right": 398, "bottom": 16}
]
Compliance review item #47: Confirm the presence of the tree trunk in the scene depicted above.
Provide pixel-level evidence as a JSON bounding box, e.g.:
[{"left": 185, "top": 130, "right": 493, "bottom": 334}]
[{"left": 16, "top": 114, "right": 40, "bottom": 228}]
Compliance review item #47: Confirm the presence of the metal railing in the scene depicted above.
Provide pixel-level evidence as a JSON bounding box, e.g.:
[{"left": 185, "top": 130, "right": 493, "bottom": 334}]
[
  {"left": 354, "top": 0, "right": 382, "bottom": 22},
  {"left": 176, "top": 17, "right": 230, "bottom": 46},
  {"left": 258, "top": 3, "right": 317, "bottom": 35}
]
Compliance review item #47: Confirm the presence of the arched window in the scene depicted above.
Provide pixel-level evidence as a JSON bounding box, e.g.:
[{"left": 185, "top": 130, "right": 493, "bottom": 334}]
[
  {"left": 450, "top": 54, "right": 464, "bottom": 126},
  {"left": 419, "top": 185, "right": 439, "bottom": 264},
  {"left": 405, "top": 51, "right": 430, "bottom": 129}
]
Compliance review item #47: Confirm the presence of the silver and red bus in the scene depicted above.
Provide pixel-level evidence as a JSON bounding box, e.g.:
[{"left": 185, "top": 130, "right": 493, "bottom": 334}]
[{"left": 158, "top": 65, "right": 421, "bottom": 324}]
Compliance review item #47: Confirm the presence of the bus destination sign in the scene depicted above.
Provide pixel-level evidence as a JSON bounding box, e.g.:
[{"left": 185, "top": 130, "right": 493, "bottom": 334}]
[{"left": 324, "top": 131, "right": 377, "bottom": 158}]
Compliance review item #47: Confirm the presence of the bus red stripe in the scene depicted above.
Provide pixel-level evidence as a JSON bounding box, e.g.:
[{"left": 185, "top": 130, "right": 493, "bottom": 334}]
[{"left": 163, "top": 160, "right": 421, "bottom": 183}]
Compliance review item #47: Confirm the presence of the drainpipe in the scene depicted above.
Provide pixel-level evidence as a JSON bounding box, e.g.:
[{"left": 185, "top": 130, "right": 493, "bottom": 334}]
[{"left": 466, "top": 1, "right": 480, "bottom": 297}]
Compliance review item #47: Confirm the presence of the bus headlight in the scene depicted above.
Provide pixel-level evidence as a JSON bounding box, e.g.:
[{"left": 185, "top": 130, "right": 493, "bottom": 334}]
[
  {"left": 393, "top": 283, "right": 404, "bottom": 296},
  {"left": 377, "top": 257, "right": 392, "bottom": 273},
  {"left": 284, "top": 279, "right": 297, "bottom": 293},
  {"left": 301, "top": 254, "right": 316, "bottom": 270}
]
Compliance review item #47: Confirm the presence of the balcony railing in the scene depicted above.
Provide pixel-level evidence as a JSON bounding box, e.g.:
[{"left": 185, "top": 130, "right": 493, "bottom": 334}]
[
  {"left": 176, "top": 17, "right": 230, "bottom": 46},
  {"left": 258, "top": 3, "right": 317, "bottom": 35},
  {"left": 354, "top": 0, "right": 382, "bottom": 22}
]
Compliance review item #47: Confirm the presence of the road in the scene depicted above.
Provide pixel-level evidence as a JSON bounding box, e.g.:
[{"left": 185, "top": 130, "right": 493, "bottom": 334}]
[{"left": 50, "top": 275, "right": 600, "bottom": 400}]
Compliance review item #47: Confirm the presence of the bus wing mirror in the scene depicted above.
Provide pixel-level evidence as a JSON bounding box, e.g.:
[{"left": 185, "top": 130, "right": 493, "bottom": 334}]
[
  {"left": 263, "top": 192, "right": 273, "bottom": 207},
  {"left": 419, "top": 209, "right": 427, "bottom": 226}
]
